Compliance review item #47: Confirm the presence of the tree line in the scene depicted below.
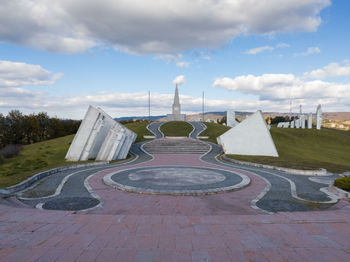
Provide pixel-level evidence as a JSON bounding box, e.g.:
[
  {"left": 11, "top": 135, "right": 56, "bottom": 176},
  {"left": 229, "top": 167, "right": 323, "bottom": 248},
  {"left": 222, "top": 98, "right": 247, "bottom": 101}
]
[{"left": 0, "top": 110, "right": 81, "bottom": 149}]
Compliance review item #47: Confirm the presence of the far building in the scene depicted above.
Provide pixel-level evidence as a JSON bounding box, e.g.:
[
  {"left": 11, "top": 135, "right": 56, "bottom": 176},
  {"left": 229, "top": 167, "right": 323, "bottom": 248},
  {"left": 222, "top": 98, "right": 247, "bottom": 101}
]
[{"left": 167, "top": 84, "right": 186, "bottom": 121}]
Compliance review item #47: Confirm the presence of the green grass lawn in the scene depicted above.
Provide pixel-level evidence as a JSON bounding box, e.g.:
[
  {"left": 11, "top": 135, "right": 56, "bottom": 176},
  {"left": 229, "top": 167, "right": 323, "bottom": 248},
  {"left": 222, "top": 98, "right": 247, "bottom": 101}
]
[
  {"left": 0, "top": 135, "right": 84, "bottom": 188},
  {"left": 125, "top": 120, "right": 153, "bottom": 142},
  {"left": 200, "top": 122, "right": 231, "bottom": 143},
  {"left": 225, "top": 127, "right": 350, "bottom": 173},
  {"left": 160, "top": 121, "right": 193, "bottom": 137}
]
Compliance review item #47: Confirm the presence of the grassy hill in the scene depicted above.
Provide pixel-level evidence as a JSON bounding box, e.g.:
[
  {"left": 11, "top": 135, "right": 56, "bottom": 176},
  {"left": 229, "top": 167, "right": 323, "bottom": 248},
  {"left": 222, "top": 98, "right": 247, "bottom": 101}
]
[
  {"left": 201, "top": 122, "right": 231, "bottom": 143},
  {"left": 160, "top": 121, "right": 193, "bottom": 137},
  {"left": 225, "top": 127, "right": 350, "bottom": 173},
  {"left": 125, "top": 120, "right": 153, "bottom": 142},
  {"left": 0, "top": 135, "right": 80, "bottom": 188},
  {"left": 200, "top": 122, "right": 350, "bottom": 173},
  {"left": 0, "top": 120, "right": 152, "bottom": 188}
]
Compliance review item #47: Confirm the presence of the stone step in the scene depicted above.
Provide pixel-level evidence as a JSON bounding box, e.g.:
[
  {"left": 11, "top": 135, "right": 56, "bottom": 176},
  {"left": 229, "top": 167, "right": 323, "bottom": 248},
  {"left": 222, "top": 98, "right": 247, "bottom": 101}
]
[{"left": 143, "top": 138, "right": 210, "bottom": 154}]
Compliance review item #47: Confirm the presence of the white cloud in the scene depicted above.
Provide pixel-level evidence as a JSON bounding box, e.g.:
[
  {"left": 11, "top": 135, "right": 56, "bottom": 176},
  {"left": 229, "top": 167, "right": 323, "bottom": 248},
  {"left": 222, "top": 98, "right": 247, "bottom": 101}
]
[
  {"left": 156, "top": 54, "right": 189, "bottom": 68},
  {"left": 0, "top": 0, "right": 330, "bottom": 54},
  {"left": 213, "top": 74, "right": 350, "bottom": 102},
  {"left": 245, "top": 46, "right": 274, "bottom": 55},
  {"left": 276, "top": 43, "right": 290, "bottom": 48},
  {"left": 1, "top": 86, "right": 349, "bottom": 119},
  {"left": 294, "top": 46, "right": 321, "bottom": 56},
  {"left": 0, "top": 60, "right": 62, "bottom": 88},
  {"left": 303, "top": 62, "right": 350, "bottom": 79},
  {"left": 172, "top": 75, "right": 185, "bottom": 86},
  {"left": 245, "top": 43, "right": 290, "bottom": 55}
]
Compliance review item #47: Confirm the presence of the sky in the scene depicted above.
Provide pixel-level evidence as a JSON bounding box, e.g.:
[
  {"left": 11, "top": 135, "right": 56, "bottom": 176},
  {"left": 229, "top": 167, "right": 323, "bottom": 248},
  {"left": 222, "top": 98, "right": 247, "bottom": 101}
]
[{"left": 0, "top": 0, "right": 350, "bottom": 119}]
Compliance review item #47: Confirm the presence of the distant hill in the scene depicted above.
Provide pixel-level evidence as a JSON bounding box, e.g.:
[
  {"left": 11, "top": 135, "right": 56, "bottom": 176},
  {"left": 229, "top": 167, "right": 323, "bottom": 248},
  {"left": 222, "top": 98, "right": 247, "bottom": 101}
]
[
  {"left": 115, "top": 115, "right": 166, "bottom": 121},
  {"left": 115, "top": 111, "right": 350, "bottom": 122}
]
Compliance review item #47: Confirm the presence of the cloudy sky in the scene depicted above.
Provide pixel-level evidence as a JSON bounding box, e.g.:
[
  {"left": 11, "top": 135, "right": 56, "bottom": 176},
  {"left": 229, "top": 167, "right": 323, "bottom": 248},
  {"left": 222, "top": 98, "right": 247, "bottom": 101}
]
[{"left": 1, "top": 0, "right": 349, "bottom": 119}]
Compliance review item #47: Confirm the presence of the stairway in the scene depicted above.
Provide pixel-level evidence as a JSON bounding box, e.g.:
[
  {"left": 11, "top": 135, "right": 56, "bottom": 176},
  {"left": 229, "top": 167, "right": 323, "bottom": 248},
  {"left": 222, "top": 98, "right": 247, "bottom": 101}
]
[{"left": 143, "top": 138, "right": 210, "bottom": 154}]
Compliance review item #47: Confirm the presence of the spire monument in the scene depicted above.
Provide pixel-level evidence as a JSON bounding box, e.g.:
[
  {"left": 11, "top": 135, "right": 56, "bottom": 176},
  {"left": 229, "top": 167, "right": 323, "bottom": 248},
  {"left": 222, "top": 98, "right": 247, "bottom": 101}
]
[{"left": 167, "top": 84, "right": 186, "bottom": 121}]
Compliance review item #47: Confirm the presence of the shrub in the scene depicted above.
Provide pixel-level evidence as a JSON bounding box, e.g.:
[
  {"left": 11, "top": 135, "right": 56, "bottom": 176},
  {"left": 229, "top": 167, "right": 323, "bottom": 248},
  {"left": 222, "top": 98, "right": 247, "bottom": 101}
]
[
  {"left": 334, "top": 176, "right": 350, "bottom": 192},
  {"left": 0, "top": 144, "right": 23, "bottom": 159}
]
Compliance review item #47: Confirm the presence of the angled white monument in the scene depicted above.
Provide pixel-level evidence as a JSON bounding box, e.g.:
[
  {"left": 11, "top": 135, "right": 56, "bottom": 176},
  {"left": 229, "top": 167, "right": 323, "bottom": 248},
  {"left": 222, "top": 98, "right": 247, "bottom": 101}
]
[
  {"left": 217, "top": 111, "right": 279, "bottom": 157},
  {"left": 308, "top": 113, "right": 312, "bottom": 129},
  {"left": 290, "top": 120, "right": 295, "bottom": 128},
  {"left": 227, "top": 110, "right": 238, "bottom": 127},
  {"left": 316, "top": 104, "right": 322, "bottom": 130},
  {"left": 167, "top": 84, "right": 186, "bottom": 121},
  {"left": 295, "top": 118, "right": 300, "bottom": 128},
  {"left": 66, "top": 106, "right": 136, "bottom": 161}
]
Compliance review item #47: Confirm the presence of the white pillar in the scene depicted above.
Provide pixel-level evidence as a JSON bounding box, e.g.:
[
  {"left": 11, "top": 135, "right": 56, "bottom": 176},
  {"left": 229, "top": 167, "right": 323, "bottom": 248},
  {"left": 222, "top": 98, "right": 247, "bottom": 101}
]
[
  {"left": 301, "top": 115, "right": 305, "bottom": 129},
  {"left": 308, "top": 113, "right": 312, "bottom": 129},
  {"left": 316, "top": 105, "right": 322, "bottom": 130}
]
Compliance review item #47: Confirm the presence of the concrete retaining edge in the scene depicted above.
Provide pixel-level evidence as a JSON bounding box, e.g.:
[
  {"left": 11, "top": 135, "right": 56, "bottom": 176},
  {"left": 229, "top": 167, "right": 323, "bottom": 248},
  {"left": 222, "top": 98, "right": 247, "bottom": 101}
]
[
  {"left": 328, "top": 184, "right": 350, "bottom": 199},
  {"left": 0, "top": 161, "right": 109, "bottom": 195},
  {"left": 221, "top": 155, "right": 328, "bottom": 176}
]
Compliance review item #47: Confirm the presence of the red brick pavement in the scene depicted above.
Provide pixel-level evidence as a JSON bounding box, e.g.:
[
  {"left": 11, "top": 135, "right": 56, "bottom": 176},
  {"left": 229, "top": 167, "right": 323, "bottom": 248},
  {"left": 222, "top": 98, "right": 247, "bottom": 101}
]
[{"left": 1, "top": 153, "right": 350, "bottom": 261}]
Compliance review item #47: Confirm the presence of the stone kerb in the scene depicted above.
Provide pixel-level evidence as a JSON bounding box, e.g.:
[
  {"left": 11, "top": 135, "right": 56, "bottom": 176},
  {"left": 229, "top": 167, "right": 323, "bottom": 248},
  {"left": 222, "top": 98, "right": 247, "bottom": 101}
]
[
  {"left": 0, "top": 161, "right": 108, "bottom": 195},
  {"left": 328, "top": 184, "right": 350, "bottom": 199},
  {"left": 221, "top": 155, "right": 328, "bottom": 176}
]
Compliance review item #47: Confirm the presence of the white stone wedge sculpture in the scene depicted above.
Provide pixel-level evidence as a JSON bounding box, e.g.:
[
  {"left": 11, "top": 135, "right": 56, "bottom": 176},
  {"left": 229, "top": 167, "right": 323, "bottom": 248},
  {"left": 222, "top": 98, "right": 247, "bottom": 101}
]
[
  {"left": 308, "top": 113, "right": 312, "bottom": 129},
  {"left": 295, "top": 118, "right": 300, "bottom": 128},
  {"left": 227, "top": 110, "right": 238, "bottom": 128},
  {"left": 316, "top": 104, "right": 322, "bottom": 130},
  {"left": 217, "top": 111, "right": 279, "bottom": 157},
  {"left": 277, "top": 122, "right": 283, "bottom": 128},
  {"left": 290, "top": 120, "right": 295, "bottom": 128},
  {"left": 65, "top": 106, "right": 136, "bottom": 161}
]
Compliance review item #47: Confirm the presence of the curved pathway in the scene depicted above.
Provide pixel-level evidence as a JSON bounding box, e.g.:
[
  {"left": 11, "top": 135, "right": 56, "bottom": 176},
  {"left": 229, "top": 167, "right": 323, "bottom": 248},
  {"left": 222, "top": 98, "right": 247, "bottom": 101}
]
[
  {"left": 16, "top": 121, "right": 341, "bottom": 213},
  {"left": 1, "top": 121, "right": 350, "bottom": 261},
  {"left": 147, "top": 122, "right": 164, "bottom": 138},
  {"left": 188, "top": 121, "right": 206, "bottom": 138}
]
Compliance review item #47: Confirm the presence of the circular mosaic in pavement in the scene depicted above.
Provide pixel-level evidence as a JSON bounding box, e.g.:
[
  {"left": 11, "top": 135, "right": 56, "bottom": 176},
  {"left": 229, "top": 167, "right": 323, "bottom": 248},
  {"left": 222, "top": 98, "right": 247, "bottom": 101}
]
[
  {"left": 104, "top": 166, "right": 250, "bottom": 195},
  {"left": 42, "top": 197, "right": 99, "bottom": 211}
]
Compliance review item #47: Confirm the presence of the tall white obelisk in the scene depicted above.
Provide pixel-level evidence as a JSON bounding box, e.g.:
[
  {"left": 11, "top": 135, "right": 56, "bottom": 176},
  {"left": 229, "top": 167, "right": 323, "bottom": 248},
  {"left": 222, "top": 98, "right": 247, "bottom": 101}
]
[{"left": 167, "top": 84, "right": 186, "bottom": 121}]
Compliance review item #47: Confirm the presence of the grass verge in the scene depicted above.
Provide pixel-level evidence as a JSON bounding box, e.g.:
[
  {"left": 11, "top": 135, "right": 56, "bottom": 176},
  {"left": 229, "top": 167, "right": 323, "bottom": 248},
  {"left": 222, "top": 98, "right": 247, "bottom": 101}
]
[
  {"left": 160, "top": 121, "right": 193, "bottom": 137},
  {"left": 125, "top": 120, "right": 153, "bottom": 143},
  {"left": 0, "top": 135, "right": 91, "bottom": 188},
  {"left": 225, "top": 127, "right": 350, "bottom": 173},
  {"left": 200, "top": 122, "right": 231, "bottom": 144},
  {"left": 334, "top": 176, "right": 350, "bottom": 192}
]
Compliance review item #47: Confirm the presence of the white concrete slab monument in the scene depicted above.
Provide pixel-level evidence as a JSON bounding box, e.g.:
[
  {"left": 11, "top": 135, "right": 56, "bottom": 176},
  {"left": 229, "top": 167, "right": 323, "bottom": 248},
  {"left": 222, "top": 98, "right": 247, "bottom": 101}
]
[
  {"left": 227, "top": 110, "right": 238, "bottom": 128},
  {"left": 290, "top": 120, "right": 295, "bottom": 128},
  {"left": 282, "top": 122, "right": 290, "bottom": 128},
  {"left": 300, "top": 115, "right": 305, "bottom": 129},
  {"left": 308, "top": 113, "right": 313, "bottom": 129},
  {"left": 66, "top": 106, "right": 136, "bottom": 161},
  {"left": 316, "top": 104, "right": 322, "bottom": 130},
  {"left": 217, "top": 111, "right": 279, "bottom": 157}
]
